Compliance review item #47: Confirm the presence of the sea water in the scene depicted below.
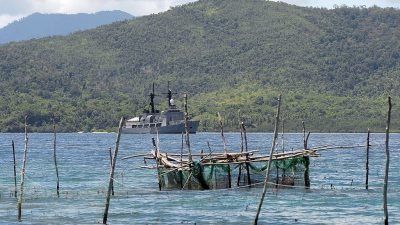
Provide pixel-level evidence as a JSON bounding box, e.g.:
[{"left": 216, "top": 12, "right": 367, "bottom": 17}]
[{"left": 0, "top": 132, "right": 399, "bottom": 224}]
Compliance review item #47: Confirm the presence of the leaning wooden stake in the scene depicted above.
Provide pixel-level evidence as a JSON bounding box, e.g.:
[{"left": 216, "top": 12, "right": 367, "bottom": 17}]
[
  {"left": 254, "top": 95, "right": 281, "bottom": 225},
  {"left": 53, "top": 119, "right": 60, "bottom": 198},
  {"left": 102, "top": 117, "right": 124, "bottom": 225},
  {"left": 109, "top": 147, "right": 114, "bottom": 196},
  {"left": 18, "top": 115, "right": 28, "bottom": 222},
  {"left": 365, "top": 128, "right": 370, "bottom": 190},
  {"left": 383, "top": 96, "right": 391, "bottom": 225},
  {"left": 12, "top": 140, "right": 17, "bottom": 198}
]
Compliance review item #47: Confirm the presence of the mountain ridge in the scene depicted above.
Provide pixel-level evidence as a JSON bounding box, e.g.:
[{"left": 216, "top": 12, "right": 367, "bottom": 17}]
[{"left": 0, "top": 10, "right": 134, "bottom": 44}]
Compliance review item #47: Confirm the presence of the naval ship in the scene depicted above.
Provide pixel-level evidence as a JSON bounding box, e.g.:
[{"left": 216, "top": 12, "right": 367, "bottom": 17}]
[{"left": 122, "top": 85, "right": 199, "bottom": 134}]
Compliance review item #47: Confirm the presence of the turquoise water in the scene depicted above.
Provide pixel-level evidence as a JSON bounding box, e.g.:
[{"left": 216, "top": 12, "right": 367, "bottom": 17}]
[{"left": 0, "top": 132, "right": 399, "bottom": 224}]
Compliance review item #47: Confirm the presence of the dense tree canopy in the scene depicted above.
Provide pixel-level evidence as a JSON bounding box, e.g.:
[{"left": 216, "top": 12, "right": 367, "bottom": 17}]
[{"left": 0, "top": 0, "right": 399, "bottom": 132}]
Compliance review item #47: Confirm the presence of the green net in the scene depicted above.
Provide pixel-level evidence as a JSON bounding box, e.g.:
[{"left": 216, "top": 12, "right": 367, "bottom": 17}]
[{"left": 158, "top": 156, "right": 310, "bottom": 190}]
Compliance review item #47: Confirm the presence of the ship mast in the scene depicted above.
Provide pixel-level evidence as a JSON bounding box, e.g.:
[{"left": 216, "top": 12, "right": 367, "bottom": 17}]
[{"left": 149, "top": 83, "right": 156, "bottom": 113}]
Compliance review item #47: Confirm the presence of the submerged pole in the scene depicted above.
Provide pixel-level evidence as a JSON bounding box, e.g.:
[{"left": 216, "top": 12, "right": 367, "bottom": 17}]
[
  {"left": 254, "top": 95, "right": 281, "bottom": 225},
  {"left": 18, "top": 115, "right": 28, "bottom": 222},
  {"left": 365, "top": 128, "right": 370, "bottom": 190},
  {"left": 383, "top": 96, "right": 391, "bottom": 225},
  {"left": 12, "top": 140, "right": 17, "bottom": 198},
  {"left": 53, "top": 118, "right": 60, "bottom": 198},
  {"left": 103, "top": 117, "right": 124, "bottom": 225}
]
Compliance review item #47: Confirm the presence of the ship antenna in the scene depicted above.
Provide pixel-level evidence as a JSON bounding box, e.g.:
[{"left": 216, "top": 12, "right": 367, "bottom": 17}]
[{"left": 163, "top": 81, "right": 177, "bottom": 107}]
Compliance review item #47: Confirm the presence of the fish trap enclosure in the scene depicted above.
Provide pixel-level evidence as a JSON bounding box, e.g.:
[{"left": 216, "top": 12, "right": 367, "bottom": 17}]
[{"left": 153, "top": 151, "right": 312, "bottom": 190}]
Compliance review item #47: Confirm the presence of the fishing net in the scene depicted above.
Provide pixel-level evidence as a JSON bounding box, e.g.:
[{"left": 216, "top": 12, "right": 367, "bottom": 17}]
[{"left": 158, "top": 156, "right": 310, "bottom": 190}]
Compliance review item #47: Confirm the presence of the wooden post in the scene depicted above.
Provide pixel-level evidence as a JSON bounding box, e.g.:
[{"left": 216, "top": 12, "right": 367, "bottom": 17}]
[
  {"left": 242, "top": 123, "right": 251, "bottom": 186},
  {"left": 183, "top": 93, "right": 193, "bottom": 190},
  {"left": 303, "top": 156, "right": 310, "bottom": 188},
  {"left": 180, "top": 132, "right": 184, "bottom": 167},
  {"left": 281, "top": 119, "right": 285, "bottom": 153},
  {"left": 12, "top": 140, "right": 17, "bottom": 198},
  {"left": 217, "top": 112, "right": 231, "bottom": 188},
  {"left": 53, "top": 119, "right": 60, "bottom": 198},
  {"left": 183, "top": 93, "right": 192, "bottom": 163},
  {"left": 365, "top": 128, "right": 370, "bottom": 190},
  {"left": 237, "top": 112, "right": 244, "bottom": 187},
  {"left": 217, "top": 112, "right": 228, "bottom": 156},
  {"left": 254, "top": 95, "right": 281, "bottom": 225},
  {"left": 302, "top": 121, "right": 306, "bottom": 149},
  {"left": 18, "top": 115, "right": 29, "bottom": 222},
  {"left": 102, "top": 117, "right": 124, "bottom": 225},
  {"left": 152, "top": 138, "right": 162, "bottom": 191},
  {"left": 109, "top": 147, "right": 114, "bottom": 196},
  {"left": 302, "top": 121, "right": 311, "bottom": 150},
  {"left": 383, "top": 96, "right": 391, "bottom": 225},
  {"left": 302, "top": 121, "right": 311, "bottom": 188}
]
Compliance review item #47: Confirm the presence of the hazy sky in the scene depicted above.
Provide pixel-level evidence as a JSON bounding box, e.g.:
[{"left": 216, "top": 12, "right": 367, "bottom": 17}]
[{"left": 1, "top": 0, "right": 400, "bottom": 29}]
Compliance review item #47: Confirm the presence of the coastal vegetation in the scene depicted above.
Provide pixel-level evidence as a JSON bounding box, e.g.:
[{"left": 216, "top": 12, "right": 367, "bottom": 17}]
[{"left": 0, "top": 0, "right": 399, "bottom": 132}]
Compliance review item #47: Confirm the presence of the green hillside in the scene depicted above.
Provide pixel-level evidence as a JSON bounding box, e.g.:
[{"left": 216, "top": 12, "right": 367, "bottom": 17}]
[{"left": 0, "top": 0, "right": 399, "bottom": 132}]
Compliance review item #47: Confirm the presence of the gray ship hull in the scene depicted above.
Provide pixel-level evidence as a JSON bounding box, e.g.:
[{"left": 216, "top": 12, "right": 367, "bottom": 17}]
[{"left": 122, "top": 121, "right": 199, "bottom": 134}]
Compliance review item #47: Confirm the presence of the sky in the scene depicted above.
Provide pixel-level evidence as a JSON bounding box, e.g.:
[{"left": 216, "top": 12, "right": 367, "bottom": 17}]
[{"left": 1, "top": 0, "right": 400, "bottom": 29}]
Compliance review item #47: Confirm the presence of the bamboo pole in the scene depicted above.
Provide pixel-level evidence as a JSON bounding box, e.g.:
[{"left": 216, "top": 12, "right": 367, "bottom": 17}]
[
  {"left": 12, "top": 140, "right": 17, "bottom": 198},
  {"left": 254, "top": 95, "right": 281, "bottom": 225},
  {"left": 102, "top": 117, "right": 124, "bottom": 225},
  {"left": 183, "top": 93, "right": 192, "bottom": 163},
  {"left": 53, "top": 119, "right": 60, "bottom": 198},
  {"left": 365, "top": 128, "right": 370, "bottom": 190},
  {"left": 383, "top": 96, "right": 391, "bottom": 225},
  {"left": 217, "top": 112, "right": 231, "bottom": 188},
  {"left": 18, "top": 115, "right": 29, "bottom": 222},
  {"left": 109, "top": 147, "right": 114, "bottom": 196}
]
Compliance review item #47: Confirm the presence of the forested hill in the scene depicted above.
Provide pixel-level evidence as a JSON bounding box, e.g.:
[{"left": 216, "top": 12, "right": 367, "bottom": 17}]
[{"left": 0, "top": 0, "right": 399, "bottom": 132}]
